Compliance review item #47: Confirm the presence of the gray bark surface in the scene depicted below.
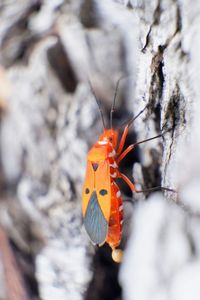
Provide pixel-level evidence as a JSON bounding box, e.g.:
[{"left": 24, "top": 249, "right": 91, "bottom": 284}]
[{"left": 0, "top": 1, "right": 199, "bottom": 300}]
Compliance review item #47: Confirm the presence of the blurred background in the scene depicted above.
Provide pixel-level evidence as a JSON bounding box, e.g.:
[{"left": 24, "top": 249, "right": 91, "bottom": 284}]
[{"left": 0, "top": 1, "right": 200, "bottom": 300}]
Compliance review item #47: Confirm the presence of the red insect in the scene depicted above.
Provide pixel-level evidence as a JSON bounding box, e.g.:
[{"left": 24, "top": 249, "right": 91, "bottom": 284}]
[{"left": 82, "top": 80, "right": 170, "bottom": 263}]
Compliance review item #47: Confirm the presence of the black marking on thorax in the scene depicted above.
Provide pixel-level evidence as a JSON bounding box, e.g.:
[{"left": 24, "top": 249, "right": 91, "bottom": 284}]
[{"left": 92, "top": 162, "right": 99, "bottom": 171}]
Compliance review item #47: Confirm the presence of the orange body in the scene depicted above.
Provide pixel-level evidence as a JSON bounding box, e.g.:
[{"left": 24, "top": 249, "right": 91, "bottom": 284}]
[
  {"left": 82, "top": 129, "right": 124, "bottom": 250},
  {"left": 106, "top": 180, "right": 123, "bottom": 248},
  {"left": 82, "top": 125, "right": 136, "bottom": 262}
]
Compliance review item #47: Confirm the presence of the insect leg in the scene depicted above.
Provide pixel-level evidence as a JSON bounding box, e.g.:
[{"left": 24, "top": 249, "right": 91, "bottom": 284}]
[
  {"left": 135, "top": 186, "right": 176, "bottom": 193},
  {"left": 117, "top": 144, "right": 134, "bottom": 164},
  {"left": 118, "top": 172, "right": 176, "bottom": 194},
  {"left": 117, "top": 105, "right": 151, "bottom": 155},
  {"left": 117, "top": 132, "right": 165, "bottom": 164},
  {"left": 118, "top": 172, "right": 137, "bottom": 192},
  {"left": 117, "top": 125, "right": 129, "bottom": 155}
]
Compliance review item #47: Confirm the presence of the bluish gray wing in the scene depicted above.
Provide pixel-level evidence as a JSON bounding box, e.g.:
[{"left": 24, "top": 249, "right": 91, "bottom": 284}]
[{"left": 84, "top": 191, "right": 108, "bottom": 245}]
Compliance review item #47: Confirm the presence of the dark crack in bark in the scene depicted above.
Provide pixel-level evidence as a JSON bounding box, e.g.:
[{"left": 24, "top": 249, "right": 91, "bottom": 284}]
[
  {"left": 153, "top": 0, "right": 162, "bottom": 25},
  {"left": 163, "top": 84, "right": 186, "bottom": 176},
  {"left": 141, "top": 146, "right": 163, "bottom": 196},
  {"left": 84, "top": 244, "right": 122, "bottom": 300},
  {"left": 149, "top": 45, "right": 165, "bottom": 118},
  {"left": 141, "top": 0, "right": 162, "bottom": 52},
  {"left": 141, "top": 25, "right": 152, "bottom": 53},
  {"left": 47, "top": 37, "right": 78, "bottom": 93},
  {"left": 0, "top": 2, "right": 42, "bottom": 67},
  {"left": 142, "top": 0, "right": 183, "bottom": 53},
  {"left": 80, "top": 0, "right": 100, "bottom": 28},
  {"left": 164, "top": 84, "right": 186, "bottom": 134}
]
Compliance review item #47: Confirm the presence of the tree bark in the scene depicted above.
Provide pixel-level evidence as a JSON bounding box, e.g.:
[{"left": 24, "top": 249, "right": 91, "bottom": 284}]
[{"left": 0, "top": 1, "right": 199, "bottom": 300}]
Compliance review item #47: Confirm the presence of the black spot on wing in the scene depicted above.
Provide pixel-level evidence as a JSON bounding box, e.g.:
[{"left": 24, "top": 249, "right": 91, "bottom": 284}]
[
  {"left": 84, "top": 191, "right": 108, "bottom": 245},
  {"left": 85, "top": 188, "right": 90, "bottom": 194},
  {"left": 99, "top": 189, "right": 108, "bottom": 196}
]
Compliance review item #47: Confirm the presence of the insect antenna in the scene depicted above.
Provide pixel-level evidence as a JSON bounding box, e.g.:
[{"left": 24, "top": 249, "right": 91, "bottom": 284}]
[
  {"left": 118, "top": 104, "right": 148, "bottom": 130},
  {"left": 110, "top": 76, "right": 126, "bottom": 129},
  {"left": 88, "top": 80, "right": 106, "bottom": 131},
  {"left": 127, "top": 104, "right": 148, "bottom": 127}
]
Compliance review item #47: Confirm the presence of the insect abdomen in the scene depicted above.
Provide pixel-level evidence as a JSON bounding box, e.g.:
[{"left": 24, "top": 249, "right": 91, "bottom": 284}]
[{"left": 106, "top": 181, "right": 123, "bottom": 248}]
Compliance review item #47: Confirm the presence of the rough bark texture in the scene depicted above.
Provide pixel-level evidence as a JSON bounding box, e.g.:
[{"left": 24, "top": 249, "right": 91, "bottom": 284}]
[{"left": 0, "top": 1, "right": 199, "bottom": 300}]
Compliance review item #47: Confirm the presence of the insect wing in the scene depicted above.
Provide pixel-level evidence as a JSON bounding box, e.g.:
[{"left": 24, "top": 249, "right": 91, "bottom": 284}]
[
  {"left": 84, "top": 190, "right": 108, "bottom": 245},
  {"left": 95, "top": 160, "right": 111, "bottom": 222},
  {"left": 82, "top": 160, "right": 111, "bottom": 245},
  {"left": 82, "top": 161, "right": 94, "bottom": 217}
]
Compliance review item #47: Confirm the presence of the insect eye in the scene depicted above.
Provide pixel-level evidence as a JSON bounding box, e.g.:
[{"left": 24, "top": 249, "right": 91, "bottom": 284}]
[
  {"left": 85, "top": 188, "right": 90, "bottom": 194},
  {"left": 99, "top": 189, "right": 108, "bottom": 196}
]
